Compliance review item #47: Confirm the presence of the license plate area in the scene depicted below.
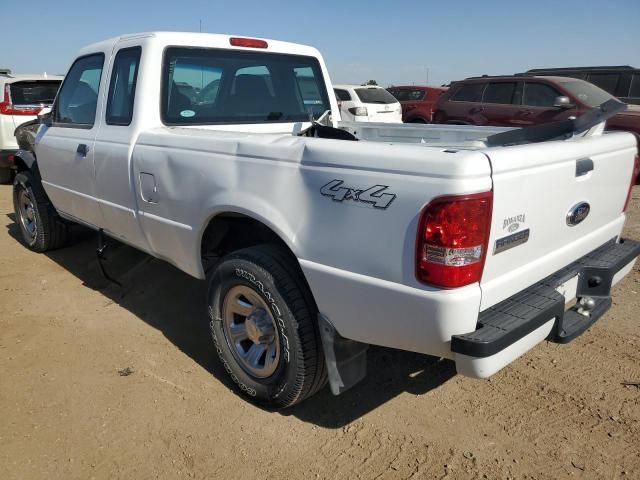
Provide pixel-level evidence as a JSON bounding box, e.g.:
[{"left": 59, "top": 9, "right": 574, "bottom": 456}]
[{"left": 555, "top": 274, "right": 579, "bottom": 305}]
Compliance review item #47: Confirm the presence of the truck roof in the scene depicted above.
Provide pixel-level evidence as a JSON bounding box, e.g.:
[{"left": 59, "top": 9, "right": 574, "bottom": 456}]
[{"left": 77, "top": 31, "right": 322, "bottom": 59}]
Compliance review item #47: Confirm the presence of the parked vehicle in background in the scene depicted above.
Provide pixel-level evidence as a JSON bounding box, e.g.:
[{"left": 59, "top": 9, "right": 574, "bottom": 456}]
[
  {"left": 334, "top": 84, "right": 402, "bottom": 122},
  {"left": 522, "top": 66, "right": 640, "bottom": 105},
  {"left": 0, "top": 71, "right": 62, "bottom": 183},
  {"left": 387, "top": 85, "right": 447, "bottom": 123},
  {"left": 433, "top": 75, "right": 640, "bottom": 137}
]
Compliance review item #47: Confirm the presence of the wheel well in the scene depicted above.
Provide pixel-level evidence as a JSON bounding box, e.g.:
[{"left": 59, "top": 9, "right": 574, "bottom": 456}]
[
  {"left": 201, "top": 213, "right": 318, "bottom": 308},
  {"left": 201, "top": 213, "right": 296, "bottom": 270},
  {"left": 13, "top": 155, "right": 30, "bottom": 173}
]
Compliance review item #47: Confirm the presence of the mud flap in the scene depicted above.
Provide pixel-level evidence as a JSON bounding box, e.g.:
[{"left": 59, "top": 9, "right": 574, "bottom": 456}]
[{"left": 318, "top": 314, "right": 368, "bottom": 395}]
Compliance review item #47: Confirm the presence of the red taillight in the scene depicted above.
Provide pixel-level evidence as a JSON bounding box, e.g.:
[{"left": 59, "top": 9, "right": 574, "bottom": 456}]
[
  {"left": 623, "top": 154, "right": 639, "bottom": 212},
  {"left": 229, "top": 37, "right": 268, "bottom": 49},
  {"left": 0, "top": 84, "right": 43, "bottom": 116},
  {"left": 416, "top": 191, "right": 493, "bottom": 288}
]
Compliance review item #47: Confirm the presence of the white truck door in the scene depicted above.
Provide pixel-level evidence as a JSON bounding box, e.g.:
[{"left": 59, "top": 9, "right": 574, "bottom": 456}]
[
  {"left": 36, "top": 53, "right": 105, "bottom": 228},
  {"left": 92, "top": 44, "right": 150, "bottom": 251}
]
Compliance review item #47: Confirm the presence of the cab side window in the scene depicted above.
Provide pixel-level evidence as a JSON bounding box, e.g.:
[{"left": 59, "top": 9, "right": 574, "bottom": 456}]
[
  {"left": 54, "top": 54, "right": 104, "bottom": 127},
  {"left": 523, "top": 83, "right": 561, "bottom": 107},
  {"left": 106, "top": 47, "right": 141, "bottom": 126}
]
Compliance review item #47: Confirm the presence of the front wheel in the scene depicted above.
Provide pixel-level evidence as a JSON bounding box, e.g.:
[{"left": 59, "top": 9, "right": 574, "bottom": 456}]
[
  {"left": 13, "top": 171, "right": 68, "bottom": 252},
  {"left": 207, "top": 245, "right": 327, "bottom": 408}
]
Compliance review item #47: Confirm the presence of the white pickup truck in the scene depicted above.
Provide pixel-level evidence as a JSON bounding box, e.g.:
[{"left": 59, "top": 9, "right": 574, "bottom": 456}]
[{"left": 11, "top": 32, "right": 640, "bottom": 408}]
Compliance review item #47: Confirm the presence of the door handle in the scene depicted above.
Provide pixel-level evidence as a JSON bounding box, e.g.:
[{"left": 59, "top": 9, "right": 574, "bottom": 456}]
[{"left": 76, "top": 144, "right": 88, "bottom": 157}]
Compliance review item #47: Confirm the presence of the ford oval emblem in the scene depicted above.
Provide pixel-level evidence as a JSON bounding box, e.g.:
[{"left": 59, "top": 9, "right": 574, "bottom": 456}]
[{"left": 566, "top": 202, "right": 590, "bottom": 226}]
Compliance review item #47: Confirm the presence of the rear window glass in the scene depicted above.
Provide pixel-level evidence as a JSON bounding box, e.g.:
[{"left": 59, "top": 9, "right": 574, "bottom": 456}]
[
  {"left": 393, "top": 89, "right": 425, "bottom": 101},
  {"left": 483, "top": 82, "right": 517, "bottom": 104},
  {"left": 10, "top": 81, "right": 61, "bottom": 105},
  {"left": 162, "top": 47, "right": 331, "bottom": 125},
  {"left": 354, "top": 87, "right": 398, "bottom": 104},
  {"left": 451, "top": 83, "right": 485, "bottom": 102}
]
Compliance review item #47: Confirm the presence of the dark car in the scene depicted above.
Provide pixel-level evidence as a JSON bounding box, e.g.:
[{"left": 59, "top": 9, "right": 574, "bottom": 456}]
[
  {"left": 521, "top": 66, "right": 640, "bottom": 105},
  {"left": 432, "top": 75, "right": 640, "bottom": 137},
  {"left": 387, "top": 85, "right": 447, "bottom": 123}
]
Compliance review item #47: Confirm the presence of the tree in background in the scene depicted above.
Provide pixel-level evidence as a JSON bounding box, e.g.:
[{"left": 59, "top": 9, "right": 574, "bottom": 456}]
[{"left": 363, "top": 80, "right": 378, "bottom": 86}]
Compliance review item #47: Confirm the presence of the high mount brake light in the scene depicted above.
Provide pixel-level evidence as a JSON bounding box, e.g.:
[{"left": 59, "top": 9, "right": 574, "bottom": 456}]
[
  {"left": 416, "top": 191, "right": 493, "bottom": 288},
  {"left": 0, "top": 84, "right": 43, "bottom": 116},
  {"left": 229, "top": 37, "right": 268, "bottom": 49},
  {"left": 623, "top": 154, "right": 639, "bottom": 213}
]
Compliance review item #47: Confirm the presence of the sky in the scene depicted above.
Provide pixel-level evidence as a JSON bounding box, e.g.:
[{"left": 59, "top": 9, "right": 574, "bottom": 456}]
[{"left": 4, "top": 0, "right": 640, "bottom": 87}]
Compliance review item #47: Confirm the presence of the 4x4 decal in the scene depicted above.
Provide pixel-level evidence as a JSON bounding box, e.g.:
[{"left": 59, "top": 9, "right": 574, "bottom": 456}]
[{"left": 320, "top": 179, "right": 396, "bottom": 209}]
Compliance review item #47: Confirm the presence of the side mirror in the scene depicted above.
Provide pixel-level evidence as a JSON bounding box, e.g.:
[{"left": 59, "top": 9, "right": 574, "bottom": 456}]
[
  {"left": 38, "top": 106, "right": 52, "bottom": 126},
  {"left": 554, "top": 96, "right": 573, "bottom": 109}
]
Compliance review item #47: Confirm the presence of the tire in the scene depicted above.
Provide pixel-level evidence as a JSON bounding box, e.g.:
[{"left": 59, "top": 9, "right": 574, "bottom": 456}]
[
  {"left": 0, "top": 167, "right": 12, "bottom": 184},
  {"left": 207, "top": 244, "right": 327, "bottom": 408},
  {"left": 410, "top": 118, "right": 427, "bottom": 124},
  {"left": 13, "top": 170, "right": 68, "bottom": 252}
]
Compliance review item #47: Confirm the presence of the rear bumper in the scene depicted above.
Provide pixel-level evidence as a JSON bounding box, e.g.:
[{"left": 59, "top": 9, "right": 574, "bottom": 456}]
[{"left": 453, "top": 238, "right": 640, "bottom": 378}]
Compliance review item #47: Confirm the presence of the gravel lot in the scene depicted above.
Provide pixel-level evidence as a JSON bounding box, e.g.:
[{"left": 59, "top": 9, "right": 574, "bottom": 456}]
[{"left": 1, "top": 184, "right": 639, "bottom": 479}]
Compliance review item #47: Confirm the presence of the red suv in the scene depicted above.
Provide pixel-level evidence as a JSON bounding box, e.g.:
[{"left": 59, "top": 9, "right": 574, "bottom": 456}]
[
  {"left": 432, "top": 75, "right": 640, "bottom": 135},
  {"left": 387, "top": 85, "right": 447, "bottom": 123}
]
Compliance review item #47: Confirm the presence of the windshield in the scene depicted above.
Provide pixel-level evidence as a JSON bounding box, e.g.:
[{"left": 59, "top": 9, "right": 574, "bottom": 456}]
[
  {"left": 10, "top": 81, "right": 61, "bottom": 105},
  {"left": 355, "top": 87, "right": 398, "bottom": 104},
  {"left": 162, "top": 47, "right": 331, "bottom": 125},
  {"left": 559, "top": 79, "right": 615, "bottom": 108}
]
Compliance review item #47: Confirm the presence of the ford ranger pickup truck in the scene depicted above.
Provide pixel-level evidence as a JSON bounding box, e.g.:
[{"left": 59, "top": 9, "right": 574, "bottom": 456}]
[{"left": 11, "top": 32, "right": 640, "bottom": 408}]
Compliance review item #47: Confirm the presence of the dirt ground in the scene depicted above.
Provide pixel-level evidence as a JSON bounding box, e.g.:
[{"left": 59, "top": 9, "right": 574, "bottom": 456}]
[{"left": 0, "top": 183, "right": 639, "bottom": 480}]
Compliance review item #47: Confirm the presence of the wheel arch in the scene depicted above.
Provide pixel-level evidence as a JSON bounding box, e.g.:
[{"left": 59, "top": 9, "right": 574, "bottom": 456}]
[
  {"left": 199, "top": 210, "right": 314, "bottom": 296},
  {"left": 12, "top": 149, "right": 37, "bottom": 173}
]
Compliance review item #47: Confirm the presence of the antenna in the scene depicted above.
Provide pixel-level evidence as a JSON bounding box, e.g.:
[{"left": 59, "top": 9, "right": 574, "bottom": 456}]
[{"left": 199, "top": 19, "right": 202, "bottom": 32}]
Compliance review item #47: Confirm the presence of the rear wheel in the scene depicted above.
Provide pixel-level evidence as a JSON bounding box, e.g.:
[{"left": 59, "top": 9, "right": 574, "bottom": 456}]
[
  {"left": 13, "top": 171, "right": 68, "bottom": 252},
  {"left": 207, "top": 245, "right": 327, "bottom": 408},
  {"left": 410, "top": 118, "right": 427, "bottom": 124}
]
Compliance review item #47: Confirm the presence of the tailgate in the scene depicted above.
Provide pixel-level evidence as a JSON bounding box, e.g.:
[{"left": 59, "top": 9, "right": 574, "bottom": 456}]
[{"left": 480, "top": 131, "right": 637, "bottom": 309}]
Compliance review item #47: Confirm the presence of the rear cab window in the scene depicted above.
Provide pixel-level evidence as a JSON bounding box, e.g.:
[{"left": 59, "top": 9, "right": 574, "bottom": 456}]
[
  {"left": 451, "top": 83, "right": 485, "bottom": 102},
  {"left": 354, "top": 87, "right": 398, "bottom": 104},
  {"left": 106, "top": 46, "right": 141, "bottom": 126},
  {"left": 161, "top": 47, "right": 331, "bottom": 125}
]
